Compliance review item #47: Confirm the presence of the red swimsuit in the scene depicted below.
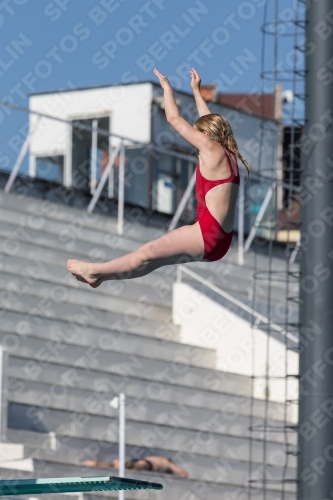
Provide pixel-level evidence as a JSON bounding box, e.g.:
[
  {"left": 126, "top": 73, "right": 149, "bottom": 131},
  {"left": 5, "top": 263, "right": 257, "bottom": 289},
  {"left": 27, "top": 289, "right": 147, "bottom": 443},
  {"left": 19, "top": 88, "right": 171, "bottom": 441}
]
[{"left": 195, "top": 146, "right": 240, "bottom": 262}]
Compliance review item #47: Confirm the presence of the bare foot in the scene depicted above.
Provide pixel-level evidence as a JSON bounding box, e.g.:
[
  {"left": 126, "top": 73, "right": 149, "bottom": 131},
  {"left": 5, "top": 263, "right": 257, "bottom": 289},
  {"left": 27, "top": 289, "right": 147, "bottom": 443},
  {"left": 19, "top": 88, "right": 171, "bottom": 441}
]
[{"left": 67, "top": 259, "right": 102, "bottom": 288}]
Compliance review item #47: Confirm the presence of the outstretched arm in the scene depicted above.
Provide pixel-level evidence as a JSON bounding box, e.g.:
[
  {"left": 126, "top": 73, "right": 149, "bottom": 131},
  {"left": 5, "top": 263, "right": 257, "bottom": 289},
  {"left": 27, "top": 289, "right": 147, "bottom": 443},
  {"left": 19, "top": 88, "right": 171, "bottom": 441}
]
[
  {"left": 153, "top": 68, "right": 181, "bottom": 124},
  {"left": 153, "top": 68, "right": 212, "bottom": 152},
  {"left": 190, "top": 67, "right": 211, "bottom": 117}
]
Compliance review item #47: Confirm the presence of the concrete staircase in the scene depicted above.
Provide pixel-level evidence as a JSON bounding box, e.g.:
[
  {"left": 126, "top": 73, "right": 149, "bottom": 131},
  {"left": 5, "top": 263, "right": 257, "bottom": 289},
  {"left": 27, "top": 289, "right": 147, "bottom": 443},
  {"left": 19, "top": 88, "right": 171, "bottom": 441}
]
[{"left": 0, "top": 190, "right": 297, "bottom": 499}]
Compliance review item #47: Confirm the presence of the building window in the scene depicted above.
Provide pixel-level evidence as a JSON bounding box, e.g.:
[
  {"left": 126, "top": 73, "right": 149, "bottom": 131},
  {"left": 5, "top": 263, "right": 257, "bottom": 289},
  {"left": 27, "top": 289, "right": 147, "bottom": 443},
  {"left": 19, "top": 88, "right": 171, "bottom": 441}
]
[
  {"left": 245, "top": 178, "right": 273, "bottom": 237},
  {"left": 71, "top": 116, "right": 109, "bottom": 192},
  {"left": 125, "top": 147, "right": 149, "bottom": 208}
]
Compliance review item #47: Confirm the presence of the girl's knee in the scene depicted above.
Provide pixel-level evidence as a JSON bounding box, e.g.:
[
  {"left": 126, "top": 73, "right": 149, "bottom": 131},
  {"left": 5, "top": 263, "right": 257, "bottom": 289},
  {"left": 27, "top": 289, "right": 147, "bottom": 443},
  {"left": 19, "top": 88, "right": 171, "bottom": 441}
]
[
  {"left": 139, "top": 241, "right": 155, "bottom": 261},
  {"left": 134, "top": 244, "right": 153, "bottom": 267}
]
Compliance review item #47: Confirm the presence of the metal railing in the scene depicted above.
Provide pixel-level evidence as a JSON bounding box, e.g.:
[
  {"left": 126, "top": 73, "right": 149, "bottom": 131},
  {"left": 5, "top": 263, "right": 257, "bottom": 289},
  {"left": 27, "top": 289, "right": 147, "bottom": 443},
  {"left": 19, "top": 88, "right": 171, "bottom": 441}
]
[
  {"left": 4, "top": 116, "right": 41, "bottom": 194},
  {"left": 87, "top": 141, "right": 124, "bottom": 234},
  {"left": 1, "top": 100, "right": 301, "bottom": 252},
  {"left": 1, "top": 101, "right": 201, "bottom": 237},
  {"left": 177, "top": 264, "right": 299, "bottom": 343},
  {"left": 87, "top": 141, "right": 198, "bottom": 236}
]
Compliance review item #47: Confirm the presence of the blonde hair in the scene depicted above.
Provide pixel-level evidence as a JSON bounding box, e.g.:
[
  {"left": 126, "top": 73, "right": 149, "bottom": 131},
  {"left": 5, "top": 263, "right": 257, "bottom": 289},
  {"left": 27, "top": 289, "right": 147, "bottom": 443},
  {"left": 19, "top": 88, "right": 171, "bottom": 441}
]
[{"left": 194, "top": 114, "right": 250, "bottom": 180}]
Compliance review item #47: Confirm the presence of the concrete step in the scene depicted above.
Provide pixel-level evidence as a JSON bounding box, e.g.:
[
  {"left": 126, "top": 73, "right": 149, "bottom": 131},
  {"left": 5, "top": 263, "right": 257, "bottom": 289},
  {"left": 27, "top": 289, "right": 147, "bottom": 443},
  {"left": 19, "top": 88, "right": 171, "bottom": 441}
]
[
  {"left": 0, "top": 285, "right": 178, "bottom": 340},
  {"left": 0, "top": 190, "right": 295, "bottom": 274},
  {"left": 0, "top": 191, "right": 298, "bottom": 294},
  {"left": 7, "top": 379, "right": 297, "bottom": 446},
  {"left": 0, "top": 271, "right": 172, "bottom": 324},
  {"left": 0, "top": 205, "right": 140, "bottom": 253},
  {"left": 0, "top": 229, "right": 291, "bottom": 313},
  {"left": 8, "top": 398, "right": 296, "bottom": 456},
  {"left": 2, "top": 312, "right": 214, "bottom": 370},
  {"left": 89, "top": 486, "right": 295, "bottom": 500},
  {"left": 0, "top": 210, "right": 296, "bottom": 311},
  {"left": 0, "top": 332, "right": 249, "bottom": 396},
  {"left": 0, "top": 191, "right": 162, "bottom": 244},
  {"left": 0, "top": 188, "right": 299, "bottom": 280},
  {"left": 0, "top": 442, "right": 296, "bottom": 492},
  {"left": 0, "top": 456, "right": 296, "bottom": 499},
  {"left": 0, "top": 204, "right": 297, "bottom": 336},
  {"left": 0, "top": 202, "right": 250, "bottom": 289},
  {"left": 0, "top": 212, "right": 291, "bottom": 301},
  {"left": 0, "top": 437, "right": 297, "bottom": 487},
  {"left": 0, "top": 188, "right": 299, "bottom": 285},
  {"left": 0, "top": 458, "right": 34, "bottom": 471},
  {"left": 0, "top": 239, "right": 178, "bottom": 312},
  {"left": 0, "top": 254, "right": 174, "bottom": 309},
  {"left": 0, "top": 442, "right": 27, "bottom": 461},
  {"left": 8, "top": 356, "right": 289, "bottom": 422},
  {"left": 0, "top": 220, "right": 133, "bottom": 268},
  {"left": 0, "top": 188, "right": 298, "bottom": 500},
  {"left": 6, "top": 428, "right": 297, "bottom": 471}
]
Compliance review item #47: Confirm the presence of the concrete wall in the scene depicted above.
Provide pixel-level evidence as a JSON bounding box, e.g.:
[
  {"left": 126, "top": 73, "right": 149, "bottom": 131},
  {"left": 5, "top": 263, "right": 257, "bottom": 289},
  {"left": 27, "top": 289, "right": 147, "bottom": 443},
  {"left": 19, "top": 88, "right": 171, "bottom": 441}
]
[{"left": 173, "top": 282, "right": 298, "bottom": 411}]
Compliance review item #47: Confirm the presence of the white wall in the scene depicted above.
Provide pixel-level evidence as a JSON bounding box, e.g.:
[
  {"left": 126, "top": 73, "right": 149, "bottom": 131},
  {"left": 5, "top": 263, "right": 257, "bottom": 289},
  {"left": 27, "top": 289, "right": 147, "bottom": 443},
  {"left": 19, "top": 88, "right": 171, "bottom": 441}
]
[
  {"left": 173, "top": 282, "right": 298, "bottom": 412},
  {"left": 29, "top": 83, "right": 153, "bottom": 159}
]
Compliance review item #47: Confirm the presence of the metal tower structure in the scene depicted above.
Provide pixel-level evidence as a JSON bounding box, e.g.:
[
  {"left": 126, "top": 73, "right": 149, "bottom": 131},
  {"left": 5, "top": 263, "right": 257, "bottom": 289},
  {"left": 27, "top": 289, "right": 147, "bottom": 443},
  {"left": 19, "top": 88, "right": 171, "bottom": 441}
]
[{"left": 248, "top": 1, "right": 306, "bottom": 498}]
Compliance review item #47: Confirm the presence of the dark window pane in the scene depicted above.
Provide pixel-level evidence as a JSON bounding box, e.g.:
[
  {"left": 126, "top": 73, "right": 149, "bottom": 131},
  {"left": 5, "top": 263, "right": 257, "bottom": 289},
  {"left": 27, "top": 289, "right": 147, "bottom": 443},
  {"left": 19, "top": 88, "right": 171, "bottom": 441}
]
[{"left": 36, "top": 156, "right": 63, "bottom": 183}]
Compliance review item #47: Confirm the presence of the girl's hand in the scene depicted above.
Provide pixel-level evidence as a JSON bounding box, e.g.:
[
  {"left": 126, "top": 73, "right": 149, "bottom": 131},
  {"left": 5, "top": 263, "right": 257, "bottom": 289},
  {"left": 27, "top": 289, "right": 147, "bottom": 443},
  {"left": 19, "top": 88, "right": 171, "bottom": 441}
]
[
  {"left": 153, "top": 68, "right": 171, "bottom": 90},
  {"left": 190, "top": 67, "right": 201, "bottom": 92}
]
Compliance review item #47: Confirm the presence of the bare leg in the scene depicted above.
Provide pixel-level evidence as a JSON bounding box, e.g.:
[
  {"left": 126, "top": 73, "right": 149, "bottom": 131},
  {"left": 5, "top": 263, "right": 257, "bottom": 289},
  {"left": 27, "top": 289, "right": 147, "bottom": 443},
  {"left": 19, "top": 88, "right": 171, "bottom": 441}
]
[{"left": 67, "top": 222, "right": 204, "bottom": 288}]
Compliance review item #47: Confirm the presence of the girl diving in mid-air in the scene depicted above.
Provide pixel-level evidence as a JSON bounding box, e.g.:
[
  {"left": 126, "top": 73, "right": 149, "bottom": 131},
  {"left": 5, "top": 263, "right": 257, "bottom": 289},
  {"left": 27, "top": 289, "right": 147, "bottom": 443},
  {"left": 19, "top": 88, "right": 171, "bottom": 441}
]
[{"left": 67, "top": 68, "right": 250, "bottom": 288}]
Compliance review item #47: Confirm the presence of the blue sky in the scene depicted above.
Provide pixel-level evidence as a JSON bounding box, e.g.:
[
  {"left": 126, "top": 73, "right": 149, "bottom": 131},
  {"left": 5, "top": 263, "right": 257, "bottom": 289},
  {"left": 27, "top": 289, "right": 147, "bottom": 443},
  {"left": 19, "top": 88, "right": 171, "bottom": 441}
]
[{"left": 0, "top": 0, "right": 305, "bottom": 173}]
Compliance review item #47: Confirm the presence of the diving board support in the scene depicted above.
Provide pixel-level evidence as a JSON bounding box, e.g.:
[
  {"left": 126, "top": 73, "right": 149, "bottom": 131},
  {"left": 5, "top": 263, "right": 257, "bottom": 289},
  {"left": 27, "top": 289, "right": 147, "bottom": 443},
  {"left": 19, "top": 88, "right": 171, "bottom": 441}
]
[{"left": 0, "top": 476, "right": 163, "bottom": 496}]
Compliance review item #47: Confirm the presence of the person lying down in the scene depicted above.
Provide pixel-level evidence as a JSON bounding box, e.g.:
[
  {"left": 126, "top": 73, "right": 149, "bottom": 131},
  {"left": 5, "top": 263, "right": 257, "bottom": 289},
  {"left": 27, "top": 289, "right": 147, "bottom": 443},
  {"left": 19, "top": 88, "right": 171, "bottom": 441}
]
[{"left": 82, "top": 456, "right": 188, "bottom": 478}]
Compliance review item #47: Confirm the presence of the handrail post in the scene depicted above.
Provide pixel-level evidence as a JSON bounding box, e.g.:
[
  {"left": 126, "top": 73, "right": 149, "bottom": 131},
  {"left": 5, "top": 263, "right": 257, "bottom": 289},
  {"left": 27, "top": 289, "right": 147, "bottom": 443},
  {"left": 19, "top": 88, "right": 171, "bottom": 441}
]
[
  {"left": 5, "top": 116, "right": 41, "bottom": 193},
  {"left": 87, "top": 142, "right": 121, "bottom": 215},
  {"left": 238, "top": 172, "right": 245, "bottom": 266},
  {"left": 244, "top": 182, "right": 276, "bottom": 253},
  {"left": 290, "top": 239, "right": 301, "bottom": 264},
  {"left": 90, "top": 119, "right": 98, "bottom": 195},
  {"left": 117, "top": 140, "right": 125, "bottom": 236},
  {"left": 108, "top": 117, "right": 114, "bottom": 199},
  {"left": 110, "top": 394, "right": 126, "bottom": 500},
  {"left": 118, "top": 392, "right": 126, "bottom": 500},
  {"left": 168, "top": 166, "right": 196, "bottom": 232}
]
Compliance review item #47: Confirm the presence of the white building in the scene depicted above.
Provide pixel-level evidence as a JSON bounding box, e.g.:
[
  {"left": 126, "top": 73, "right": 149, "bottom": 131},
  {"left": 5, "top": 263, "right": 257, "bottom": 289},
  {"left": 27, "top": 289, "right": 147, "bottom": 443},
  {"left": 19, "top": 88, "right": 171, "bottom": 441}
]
[{"left": 28, "top": 81, "right": 280, "bottom": 227}]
